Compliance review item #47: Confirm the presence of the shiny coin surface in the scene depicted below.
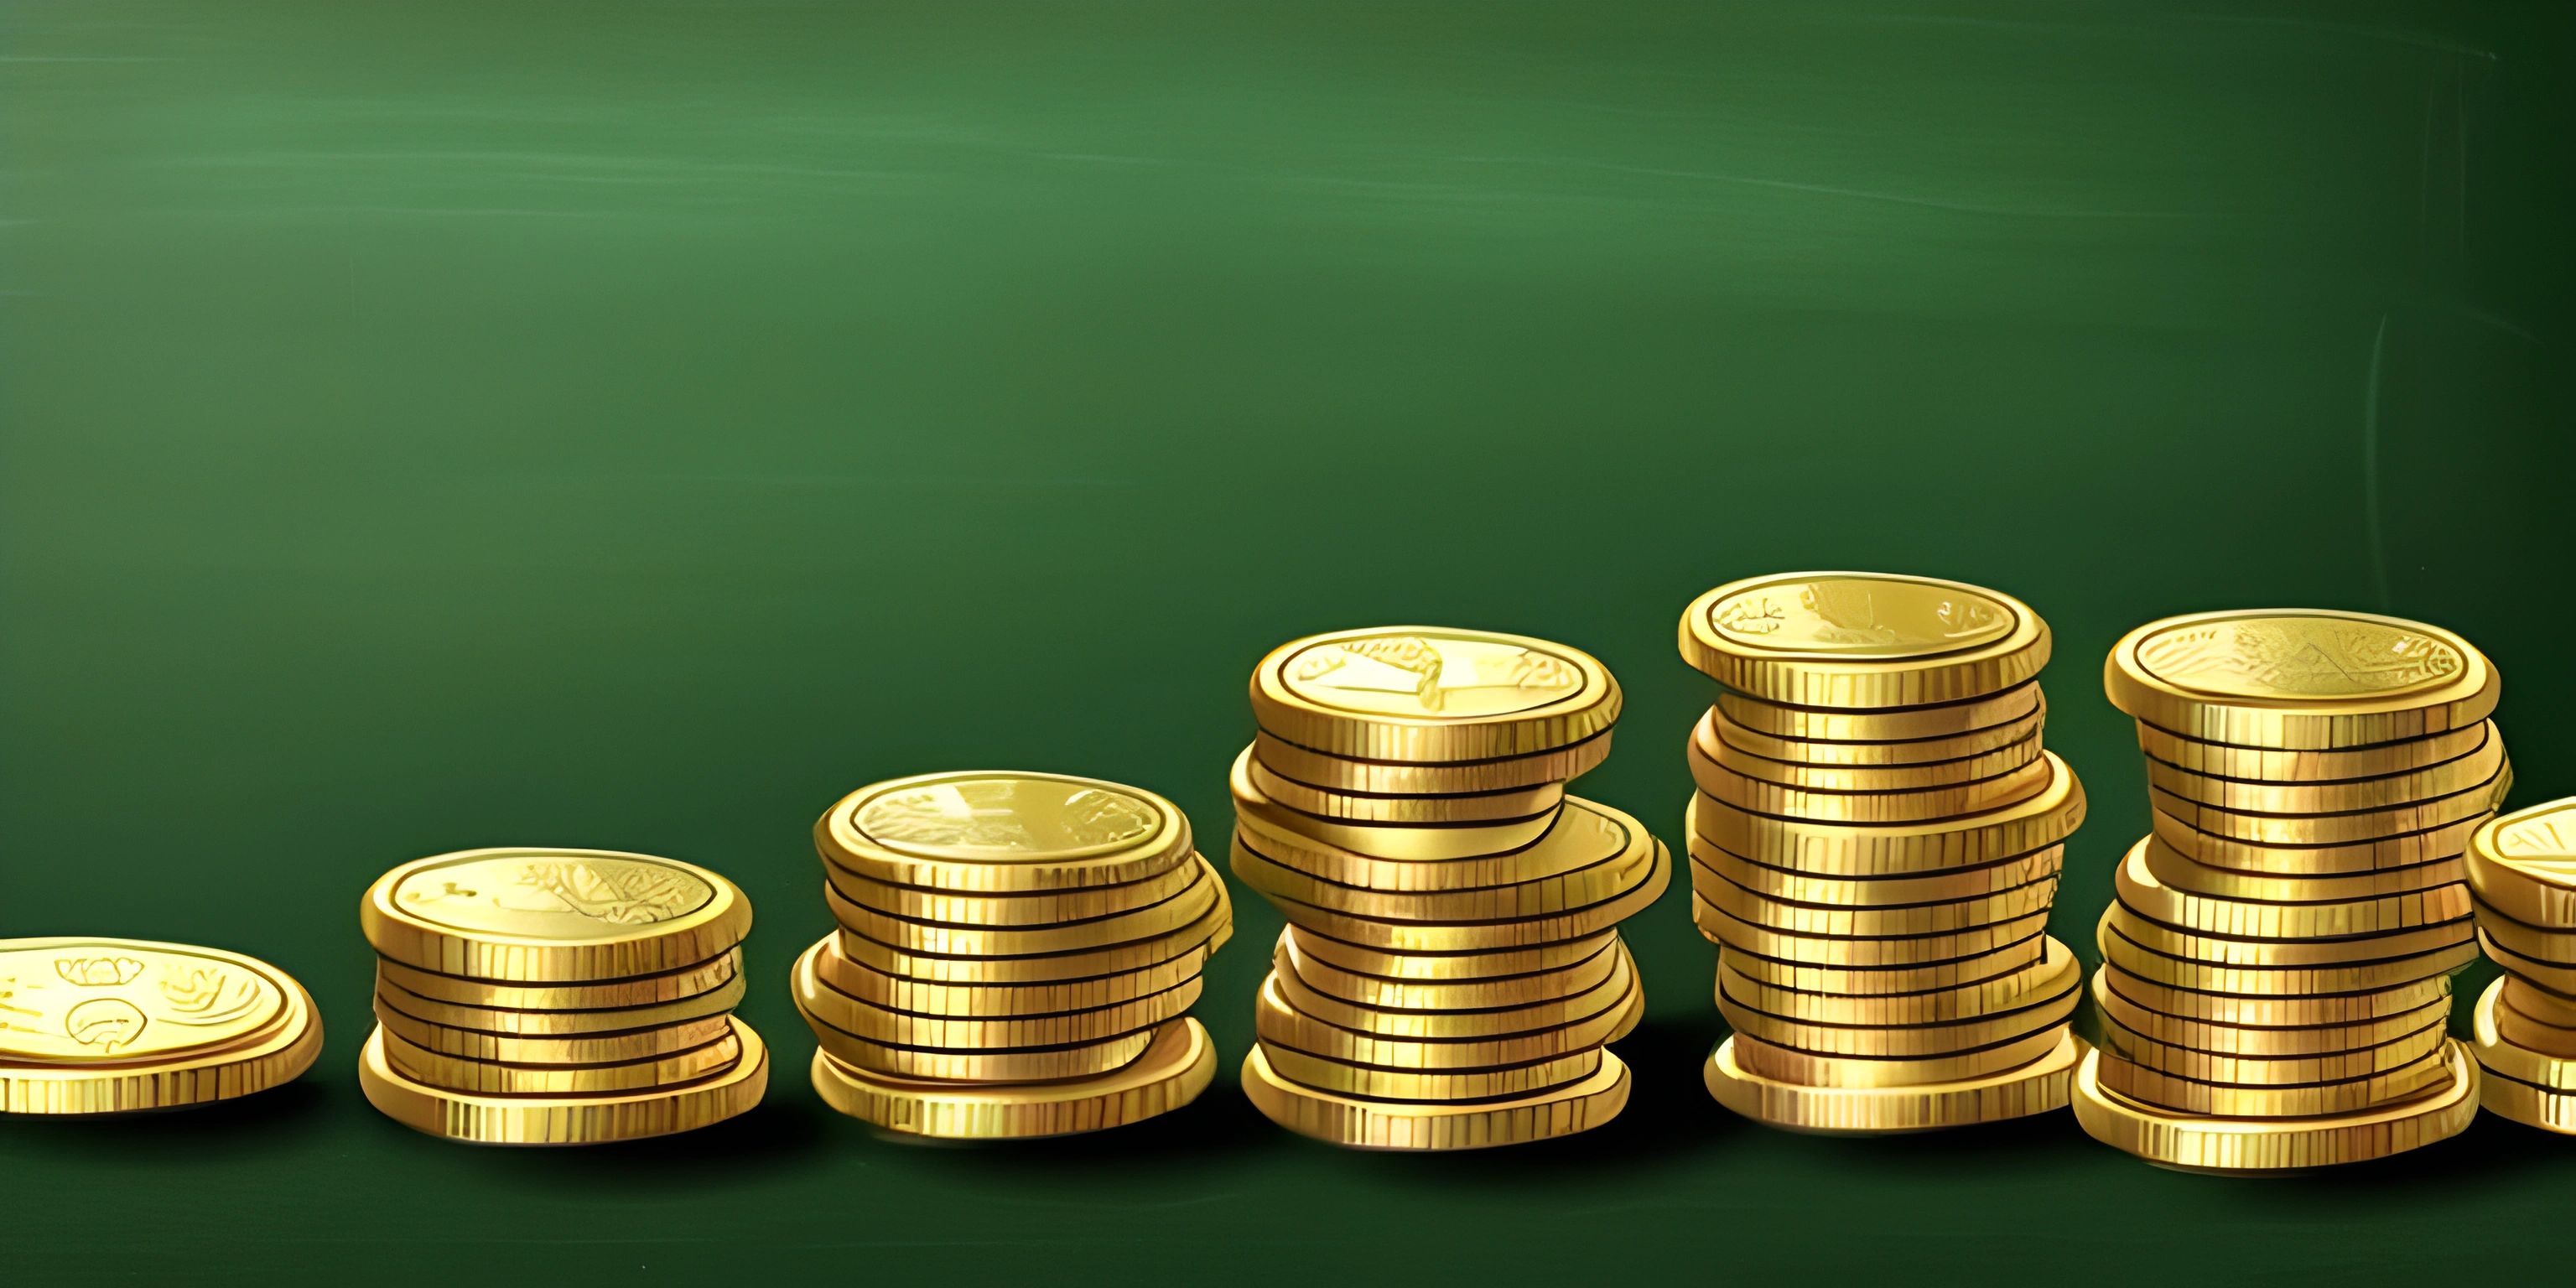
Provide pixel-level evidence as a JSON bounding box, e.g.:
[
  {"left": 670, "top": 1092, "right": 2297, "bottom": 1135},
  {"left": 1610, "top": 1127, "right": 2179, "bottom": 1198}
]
[
  {"left": 2095, "top": 962, "right": 2451, "bottom": 1028},
  {"left": 2116, "top": 840, "right": 2475, "bottom": 941},
  {"left": 373, "top": 999, "right": 731, "bottom": 1065},
  {"left": 379, "top": 1025, "right": 741, "bottom": 1095},
  {"left": 809, "top": 932, "right": 1208, "bottom": 1017},
  {"left": 2147, "top": 768, "right": 2508, "bottom": 848},
  {"left": 809, "top": 1016, "right": 1215, "bottom": 1140},
  {"left": 0, "top": 942, "right": 321, "bottom": 1115},
  {"left": 2142, "top": 724, "right": 2505, "bottom": 813},
  {"left": 1704, "top": 1031, "right": 2080, "bottom": 1134},
  {"left": 2090, "top": 971, "right": 2450, "bottom": 1057},
  {"left": 1727, "top": 1025, "right": 2069, "bottom": 1089},
  {"left": 362, "top": 849, "right": 750, "bottom": 980},
  {"left": 1254, "top": 972, "right": 1630, "bottom": 1068},
  {"left": 2104, "top": 610, "right": 2497, "bottom": 749},
  {"left": 1716, "top": 938, "right": 2078, "bottom": 1028},
  {"left": 2098, "top": 908, "right": 2473, "bottom": 994},
  {"left": 2071, "top": 1041, "right": 2477, "bottom": 1171},
  {"left": 1706, "top": 698, "right": 2047, "bottom": 768},
  {"left": 1680, "top": 572, "right": 2049, "bottom": 707},
  {"left": 1690, "top": 835, "right": 2064, "bottom": 906},
  {"left": 1249, "top": 730, "right": 1612, "bottom": 796},
  {"left": 792, "top": 938, "right": 1201, "bottom": 1048},
  {"left": 372, "top": 970, "right": 745, "bottom": 1036},
  {"left": 1716, "top": 683, "right": 2042, "bottom": 745},
  {"left": 1718, "top": 969, "right": 2077, "bottom": 1059},
  {"left": 1249, "top": 626, "right": 1620, "bottom": 762},
  {"left": 1716, "top": 936, "right": 2048, "bottom": 997},
  {"left": 1235, "top": 811, "right": 1655, "bottom": 924},
  {"left": 1284, "top": 925, "right": 1618, "bottom": 983},
  {"left": 2091, "top": 1043, "right": 2454, "bottom": 1117},
  {"left": 357, "top": 1018, "right": 767, "bottom": 1145},
  {"left": 1259, "top": 843, "right": 1668, "bottom": 953},
  {"left": 825, "top": 854, "right": 1220, "bottom": 957},
  {"left": 1693, "top": 858, "right": 2057, "bottom": 938},
  {"left": 2140, "top": 849, "right": 2465, "bottom": 906},
  {"left": 1696, "top": 709, "right": 2043, "bottom": 791},
  {"left": 1272, "top": 946, "right": 1634, "bottom": 1040},
  {"left": 1236, "top": 793, "right": 1642, "bottom": 893},
  {"left": 2468, "top": 797, "right": 2576, "bottom": 926},
  {"left": 1690, "top": 748, "right": 2054, "bottom": 824},
  {"left": 1260, "top": 1042, "right": 1605, "bottom": 1102},
  {"left": 1239, "top": 1042, "right": 1629, "bottom": 1150},
  {"left": 1276, "top": 928, "right": 1625, "bottom": 1011},
  {"left": 1244, "top": 748, "right": 1567, "bottom": 823},
  {"left": 2463, "top": 896, "right": 2576, "bottom": 969},
  {"left": 374, "top": 949, "right": 743, "bottom": 1012},
  {"left": 1696, "top": 898, "right": 2050, "bottom": 969},
  {"left": 2470, "top": 978, "right": 2576, "bottom": 1092},
  {"left": 815, "top": 771, "right": 1192, "bottom": 895},
  {"left": 2133, "top": 718, "right": 2493, "bottom": 783},
  {"left": 1686, "top": 754, "right": 2084, "bottom": 877},
  {"left": 800, "top": 1005, "right": 1156, "bottom": 1082},
  {"left": 1231, "top": 749, "right": 1557, "bottom": 860},
  {"left": 823, "top": 855, "right": 1202, "bottom": 928},
  {"left": 830, "top": 880, "right": 1232, "bottom": 985},
  {"left": 2096, "top": 1005, "right": 2450, "bottom": 1084},
  {"left": 2149, "top": 808, "right": 2490, "bottom": 876}
]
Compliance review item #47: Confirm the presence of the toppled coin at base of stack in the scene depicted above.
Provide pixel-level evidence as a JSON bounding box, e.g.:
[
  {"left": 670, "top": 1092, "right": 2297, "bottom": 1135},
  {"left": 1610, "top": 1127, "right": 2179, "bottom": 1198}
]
[
  {"left": 2074, "top": 610, "right": 2503, "bottom": 1172},
  {"left": 1, "top": 937, "right": 321, "bottom": 1114},
  {"left": 2464, "top": 797, "right": 2576, "bottom": 1134},
  {"left": 1233, "top": 626, "right": 1659, "bottom": 1150},
  {"left": 357, "top": 848, "right": 766, "bottom": 1145},
  {"left": 1678, "top": 572, "right": 2088, "bottom": 1133},
  {"left": 797, "top": 772, "right": 1229, "bottom": 1140}
]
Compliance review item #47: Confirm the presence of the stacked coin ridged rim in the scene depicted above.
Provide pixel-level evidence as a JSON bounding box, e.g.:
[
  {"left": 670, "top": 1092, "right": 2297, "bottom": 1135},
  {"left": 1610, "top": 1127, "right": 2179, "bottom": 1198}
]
[
  {"left": 799, "top": 771, "right": 1225, "bottom": 1140},
  {"left": 2464, "top": 798, "right": 2576, "bottom": 1132},
  {"left": 0, "top": 937, "right": 325, "bottom": 1115}
]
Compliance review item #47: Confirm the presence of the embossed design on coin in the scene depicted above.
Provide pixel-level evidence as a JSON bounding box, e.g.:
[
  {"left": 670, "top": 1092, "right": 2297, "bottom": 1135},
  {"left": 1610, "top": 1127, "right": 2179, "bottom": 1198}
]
[
  {"left": 1280, "top": 632, "right": 1586, "bottom": 719},
  {"left": 55, "top": 957, "right": 144, "bottom": 987},
  {"left": 2493, "top": 804, "right": 2576, "bottom": 881},
  {"left": 65, "top": 998, "right": 148, "bottom": 1052},
  {"left": 1707, "top": 576, "right": 2014, "bottom": 656},
  {"left": 2137, "top": 615, "right": 2464, "bottom": 699},
  {"left": 859, "top": 776, "right": 1161, "bottom": 856},
  {"left": 0, "top": 942, "right": 291, "bottom": 1063},
  {"left": 395, "top": 856, "right": 715, "bottom": 936}
]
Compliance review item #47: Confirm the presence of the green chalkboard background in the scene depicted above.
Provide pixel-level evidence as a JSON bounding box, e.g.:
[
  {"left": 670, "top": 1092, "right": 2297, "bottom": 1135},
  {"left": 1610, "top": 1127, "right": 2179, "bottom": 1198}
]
[{"left": 4, "top": 0, "right": 2570, "bottom": 1282}]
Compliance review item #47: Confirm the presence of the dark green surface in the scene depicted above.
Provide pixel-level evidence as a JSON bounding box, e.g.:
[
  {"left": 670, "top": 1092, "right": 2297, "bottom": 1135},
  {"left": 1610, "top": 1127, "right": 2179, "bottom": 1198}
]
[{"left": 4, "top": 0, "right": 2571, "bottom": 1282}]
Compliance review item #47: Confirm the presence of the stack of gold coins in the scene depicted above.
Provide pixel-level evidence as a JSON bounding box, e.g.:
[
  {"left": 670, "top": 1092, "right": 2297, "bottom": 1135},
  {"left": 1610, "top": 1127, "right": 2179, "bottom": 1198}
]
[
  {"left": 2074, "top": 610, "right": 2504, "bottom": 1171},
  {"left": 357, "top": 848, "right": 767, "bottom": 1145},
  {"left": 1679, "top": 572, "right": 2089, "bottom": 1133},
  {"left": 2464, "top": 797, "right": 2576, "bottom": 1134},
  {"left": 1, "top": 937, "right": 321, "bottom": 1115},
  {"left": 797, "top": 772, "right": 1231, "bottom": 1140},
  {"left": 1230, "top": 626, "right": 1662, "bottom": 1150}
]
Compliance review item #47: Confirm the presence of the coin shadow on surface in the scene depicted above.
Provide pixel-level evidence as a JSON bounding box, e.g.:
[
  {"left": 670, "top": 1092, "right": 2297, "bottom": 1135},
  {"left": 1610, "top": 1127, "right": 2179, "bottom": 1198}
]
[
  {"left": 0, "top": 1078, "right": 335, "bottom": 1163},
  {"left": 466, "top": 1093, "right": 841, "bottom": 1186},
  {"left": 2241, "top": 1114, "right": 2563, "bottom": 1201},
  {"left": 877, "top": 1075, "right": 1293, "bottom": 1177}
]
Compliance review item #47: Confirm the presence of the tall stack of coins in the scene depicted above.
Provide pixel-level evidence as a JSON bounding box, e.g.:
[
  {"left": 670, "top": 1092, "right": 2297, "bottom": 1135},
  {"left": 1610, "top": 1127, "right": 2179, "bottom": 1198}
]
[
  {"left": 2074, "top": 610, "right": 2505, "bottom": 1171},
  {"left": 797, "top": 772, "right": 1231, "bottom": 1140},
  {"left": 1679, "top": 572, "right": 2089, "bottom": 1132},
  {"left": 1231, "top": 626, "right": 1662, "bottom": 1150},
  {"left": 358, "top": 848, "right": 767, "bottom": 1145},
  {"left": 1, "top": 937, "right": 321, "bottom": 1115},
  {"left": 2464, "top": 797, "right": 2576, "bottom": 1134}
]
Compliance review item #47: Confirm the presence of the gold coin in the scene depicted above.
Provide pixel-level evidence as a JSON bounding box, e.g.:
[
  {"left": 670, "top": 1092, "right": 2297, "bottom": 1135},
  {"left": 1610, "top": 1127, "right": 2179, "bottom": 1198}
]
[
  {"left": 2143, "top": 724, "right": 2505, "bottom": 813},
  {"left": 2104, "top": 610, "right": 2497, "bottom": 749},
  {"left": 1690, "top": 750, "right": 2054, "bottom": 824},
  {"left": 2486, "top": 983, "right": 2576, "bottom": 1059},
  {"left": 1233, "top": 815, "right": 1655, "bottom": 924},
  {"left": 2140, "top": 849, "right": 2464, "bottom": 905},
  {"left": 1716, "top": 683, "right": 2043, "bottom": 745},
  {"left": 1704, "top": 1031, "right": 2080, "bottom": 1133},
  {"left": 1694, "top": 896, "right": 2049, "bottom": 969},
  {"left": 2146, "top": 766, "right": 2507, "bottom": 848},
  {"left": 2467, "top": 797, "right": 2576, "bottom": 926},
  {"left": 2070, "top": 1042, "right": 2477, "bottom": 1172},
  {"left": 1688, "top": 834, "right": 2064, "bottom": 906},
  {"left": 2466, "top": 894, "right": 2576, "bottom": 968},
  {"left": 1259, "top": 1041, "right": 1606, "bottom": 1101},
  {"left": 2096, "top": 1004, "right": 2451, "bottom": 1084},
  {"left": 2092, "top": 973, "right": 2449, "bottom": 1057},
  {"left": 2096, "top": 963, "right": 2451, "bottom": 1027},
  {"left": 1694, "top": 709, "right": 2044, "bottom": 793},
  {"left": 1679, "top": 572, "right": 2049, "bottom": 707},
  {"left": 2501, "top": 975, "right": 2576, "bottom": 1027},
  {"left": 2477, "top": 1066, "right": 2576, "bottom": 1135},
  {"left": 379, "top": 1025, "right": 742, "bottom": 1095},
  {"left": 1718, "top": 968, "right": 2078, "bottom": 1058},
  {"left": 1244, "top": 749, "right": 1567, "bottom": 823},
  {"left": 2478, "top": 927, "right": 2576, "bottom": 995},
  {"left": 2116, "top": 839, "right": 2474, "bottom": 941},
  {"left": 361, "top": 848, "right": 751, "bottom": 980},
  {"left": 1275, "top": 927, "right": 1624, "bottom": 1011},
  {"left": 1716, "top": 937, "right": 2079, "bottom": 1026},
  {"left": 2149, "top": 807, "right": 2490, "bottom": 876},
  {"left": 808, "top": 932, "right": 1207, "bottom": 1017},
  {"left": 808, "top": 1016, "right": 1215, "bottom": 1140},
  {"left": 2090, "top": 1043, "right": 2455, "bottom": 1118},
  {"left": 1715, "top": 936, "right": 2048, "bottom": 996},
  {"left": 1727, "top": 1025, "right": 2070, "bottom": 1088},
  {"left": 799, "top": 1001, "right": 1156, "bottom": 1082},
  {"left": 2470, "top": 978, "right": 2576, "bottom": 1091},
  {"left": 831, "top": 879, "right": 1231, "bottom": 985},
  {"left": 372, "top": 970, "right": 745, "bottom": 1036},
  {"left": 0, "top": 944, "right": 321, "bottom": 1115},
  {"left": 1692, "top": 859, "right": 2058, "bottom": 938},
  {"left": 1283, "top": 924, "right": 1618, "bottom": 983},
  {"left": 1231, "top": 750, "right": 1557, "bottom": 860},
  {"left": 815, "top": 771, "right": 1192, "bottom": 895},
  {"left": 1258, "top": 844, "right": 1668, "bottom": 953},
  {"left": 790, "top": 937, "right": 1202, "bottom": 1048},
  {"left": 2097, "top": 908, "right": 2474, "bottom": 993},
  {"left": 2132, "top": 718, "right": 2494, "bottom": 782},
  {"left": 1240, "top": 1043, "right": 1628, "bottom": 1150},
  {"left": 1705, "top": 697, "right": 2048, "bottom": 768},
  {"left": 1249, "top": 626, "right": 1621, "bottom": 762},
  {"left": 1249, "top": 730, "right": 1613, "bottom": 796},
  {"left": 1685, "top": 754, "right": 2085, "bottom": 878},
  {"left": 374, "top": 949, "right": 743, "bottom": 1011},
  {"left": 825, "top": 855, "right": 1218, "bottom": 957},
  {"left": 357, "top": 1019, "right": 767, "bottom": 1145},
  {"left": 823, "top": 855, "right": 1201, "bottom": 927},
  {"left": 1272, "top": 946, "right": 1634, "bottom": 1039},
  {"left": 373, "top": 997, "right": 731, "bottom": 1065},
  {"left": 1236, "top": 793, "right": 1644, "bottom": 893},
  {"left": 1254, "top": 972, "right": 1629, "bottom": 1068}
]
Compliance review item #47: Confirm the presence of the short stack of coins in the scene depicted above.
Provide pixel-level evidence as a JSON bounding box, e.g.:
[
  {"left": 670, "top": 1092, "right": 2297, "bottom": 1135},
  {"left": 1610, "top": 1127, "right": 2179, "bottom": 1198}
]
[
  {"left": 1231, "top": 626, "right": 1663, "bottom": 1150},
  {"left": 2464, "top": 797, "right": 2576, "bottom": 1134},
  {"left": 357, "top": 847, "right": 767, "bottom": 1145},
  {"left": 2073, "top": 609, "right": 2505, "bottom": 1171},
  {"left": 1679, "top": 572, "right": 2090, "bottom": 1132},
  {"left": 1, "top": 937, "right": 321, "bottom": 1115},
  {"left": 797, "top": 772, "right": 1231, "bottom": 1140}
]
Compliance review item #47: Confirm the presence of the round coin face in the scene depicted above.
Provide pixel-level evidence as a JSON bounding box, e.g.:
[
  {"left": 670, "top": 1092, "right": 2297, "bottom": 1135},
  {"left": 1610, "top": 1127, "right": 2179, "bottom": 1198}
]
[
  {"left": 854, "top": 774, "right": 1168, "bottom": 861},
  {"left": 0, "top": 938, "right": 293, "bottom": 1065},
  {"left": 363, "top": 849, "right": 750, "bottom": 979},
  {"left": 2106, "top": 610, "right": 2496, "bottom": 747},
  {"left": 2477, "top": 798, "right": 2576, "bottom": 889},
  {"left": 1250, "top": 627, "right": 1618, "bottom": 761},
  {"left": 1679, "top": 573, "right": 2047, "bottom": 706}
]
